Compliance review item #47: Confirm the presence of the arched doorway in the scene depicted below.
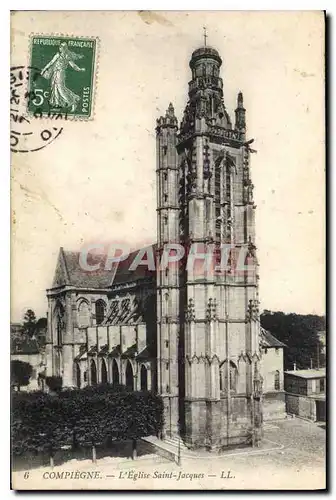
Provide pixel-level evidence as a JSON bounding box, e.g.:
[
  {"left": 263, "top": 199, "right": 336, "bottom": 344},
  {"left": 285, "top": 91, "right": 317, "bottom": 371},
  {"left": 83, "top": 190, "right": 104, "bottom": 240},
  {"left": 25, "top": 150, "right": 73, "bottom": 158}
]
[
  {"left": 112, "top": 359, "right": 119, "bottom": 385},
  {"left": 101, "top": 359, "right": 108, "bottom": 384},
  {"left": 125, "top": 361, "right": 133, "bottom": 391},
  {"left": 75, "top": 362, "right": 81, "bottom": 388},
  {"left": 90, "top": 359, "right": 97, "bottom": 385},
  {"left": 140, "top": 365, "right": 147, "bottom": 391}
]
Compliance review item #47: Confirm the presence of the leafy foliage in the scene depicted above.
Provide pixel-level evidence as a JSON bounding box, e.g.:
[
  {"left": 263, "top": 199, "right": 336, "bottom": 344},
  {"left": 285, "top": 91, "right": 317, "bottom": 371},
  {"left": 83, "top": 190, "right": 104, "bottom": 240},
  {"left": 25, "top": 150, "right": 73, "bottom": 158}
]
[
  {"left": 46, "top": 376, "right": 63, "bottom": 393},
  {"left": 11, "top": 360, "right": 33, "bottom": 390},
  {"left": 12, "top": 384, "right": 164, "bottom": 456},
  {"left": 260, "top": 311, "right": 326, "bottom": 370},
  {"left": 35, "top": 317, "right": 47, "bottom": 330},
  {"left": 22, "top": 309, "right": 37, "bottom": 338}
]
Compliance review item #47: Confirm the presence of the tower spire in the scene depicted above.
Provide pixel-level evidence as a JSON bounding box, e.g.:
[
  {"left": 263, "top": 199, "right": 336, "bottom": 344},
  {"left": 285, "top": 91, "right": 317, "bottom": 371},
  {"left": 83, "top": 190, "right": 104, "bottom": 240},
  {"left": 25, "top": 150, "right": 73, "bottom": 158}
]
[
  {"left": 203, "top": 26, "right": 208, "bottom": 47},
  {"left": 235, "top": 90, "right": 246, "bottom": 135}
]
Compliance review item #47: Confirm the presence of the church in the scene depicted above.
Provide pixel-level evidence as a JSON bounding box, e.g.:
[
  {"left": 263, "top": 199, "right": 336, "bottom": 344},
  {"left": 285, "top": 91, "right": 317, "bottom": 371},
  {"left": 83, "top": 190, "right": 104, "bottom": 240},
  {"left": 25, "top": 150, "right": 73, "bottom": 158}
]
[{"left": 45, "top": 40, "right": 286, "bottom": 449}]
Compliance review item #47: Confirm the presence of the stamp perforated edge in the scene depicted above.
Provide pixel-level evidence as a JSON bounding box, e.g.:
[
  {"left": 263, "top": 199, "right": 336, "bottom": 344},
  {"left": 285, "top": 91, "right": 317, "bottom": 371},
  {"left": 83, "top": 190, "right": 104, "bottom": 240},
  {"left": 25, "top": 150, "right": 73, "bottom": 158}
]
[{"left": 26, "top": 33, "right": 100, "bottom": 122}]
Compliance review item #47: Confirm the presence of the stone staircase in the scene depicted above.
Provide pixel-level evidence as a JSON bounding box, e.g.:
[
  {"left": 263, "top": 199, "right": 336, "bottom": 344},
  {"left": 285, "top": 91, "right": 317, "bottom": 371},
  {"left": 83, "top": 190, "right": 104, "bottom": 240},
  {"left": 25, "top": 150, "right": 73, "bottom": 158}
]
[
  {"left": 141, "top": 435, "right": 192, "bottom": 463},
  {"left": 163, "top": 435, "right": 190, "bottom": 452}
]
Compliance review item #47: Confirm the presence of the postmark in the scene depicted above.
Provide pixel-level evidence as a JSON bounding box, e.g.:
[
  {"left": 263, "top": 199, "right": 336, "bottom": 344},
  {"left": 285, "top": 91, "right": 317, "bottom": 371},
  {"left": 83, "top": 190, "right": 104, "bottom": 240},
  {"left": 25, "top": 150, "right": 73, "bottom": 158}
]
[
  {"left": 28, "top": 35, "right": 97, "bottom": 119},
  {"left": 10, "top": 65, "right": 64, "bottom": 153}
]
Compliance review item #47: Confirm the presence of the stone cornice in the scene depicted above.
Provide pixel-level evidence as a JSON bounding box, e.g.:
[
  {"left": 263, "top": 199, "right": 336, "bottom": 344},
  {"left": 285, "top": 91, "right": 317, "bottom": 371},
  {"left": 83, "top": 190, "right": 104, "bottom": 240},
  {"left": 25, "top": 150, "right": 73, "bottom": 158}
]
[{"left": 47, "top": 286, "right": 110, "bottom": 296}]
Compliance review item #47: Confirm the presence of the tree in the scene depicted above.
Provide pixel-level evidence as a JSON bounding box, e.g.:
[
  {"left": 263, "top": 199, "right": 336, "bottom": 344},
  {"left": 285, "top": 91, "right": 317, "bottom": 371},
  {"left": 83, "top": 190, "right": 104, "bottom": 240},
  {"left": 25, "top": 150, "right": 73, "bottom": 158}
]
[
  {"left": 22, "top": 309, "right": 37, "bottom": 338},
  {"left": 12, "top": 385, "right": 164, "bottom": 457},
  {"left": 46, "top": 376, "right": 63, "bottom": 393},
  {"left": 35, "top": 317, "right": 47, "bottom": 330},
  {"left": 35, "top": 317, "right": 47, "bottom": 346},
  {"left": 260, "top": 311, "right": 325, "bottom": 370},
  {"left": 11, "top": 360, "right": 33, "bottom": 391}
]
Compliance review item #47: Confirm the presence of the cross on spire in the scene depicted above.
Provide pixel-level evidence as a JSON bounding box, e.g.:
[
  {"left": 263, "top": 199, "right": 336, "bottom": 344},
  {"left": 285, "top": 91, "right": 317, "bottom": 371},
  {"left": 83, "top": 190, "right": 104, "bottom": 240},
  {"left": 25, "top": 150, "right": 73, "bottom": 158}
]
[{"left": 203, "top": 26, "right": 208, "bottom": 46}]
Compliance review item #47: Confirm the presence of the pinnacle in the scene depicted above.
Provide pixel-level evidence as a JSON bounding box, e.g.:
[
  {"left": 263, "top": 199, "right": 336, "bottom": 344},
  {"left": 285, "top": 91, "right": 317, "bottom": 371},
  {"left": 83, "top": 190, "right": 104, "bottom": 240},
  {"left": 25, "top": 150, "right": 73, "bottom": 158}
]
[{"left": 166, "top": 102, "right": 175, "bottom": 117}]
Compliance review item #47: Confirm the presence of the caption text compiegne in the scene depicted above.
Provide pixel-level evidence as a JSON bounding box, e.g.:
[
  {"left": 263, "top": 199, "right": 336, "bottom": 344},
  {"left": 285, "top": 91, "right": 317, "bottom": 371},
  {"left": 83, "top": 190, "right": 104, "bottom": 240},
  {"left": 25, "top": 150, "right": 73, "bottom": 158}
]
[{"left": 41, "top": 470, "right": 234, "bottom": 482}]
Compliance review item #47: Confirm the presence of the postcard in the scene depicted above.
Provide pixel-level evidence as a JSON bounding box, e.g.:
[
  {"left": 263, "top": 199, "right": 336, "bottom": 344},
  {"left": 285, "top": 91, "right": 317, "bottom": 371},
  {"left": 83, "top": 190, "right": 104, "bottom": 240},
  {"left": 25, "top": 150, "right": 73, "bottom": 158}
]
[{"left": 10, "top": 10, "right": 326, "bottom": 491}]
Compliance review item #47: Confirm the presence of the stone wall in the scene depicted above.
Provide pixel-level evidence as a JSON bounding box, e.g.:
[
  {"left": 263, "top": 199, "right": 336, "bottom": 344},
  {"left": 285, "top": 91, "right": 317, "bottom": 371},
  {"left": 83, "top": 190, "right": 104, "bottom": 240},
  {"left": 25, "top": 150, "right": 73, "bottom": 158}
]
[
  {"left": 263, "top": 392, "right": 286, "bottom": 421},
  {"left": 285, "top": 393, "right": 316, "bottom": 421},
  {"left": 184, "top": 396, "right": 261, "bottom": 449},
  {"left": 261, "top": 347, "right": 286, "bottom": 420}
]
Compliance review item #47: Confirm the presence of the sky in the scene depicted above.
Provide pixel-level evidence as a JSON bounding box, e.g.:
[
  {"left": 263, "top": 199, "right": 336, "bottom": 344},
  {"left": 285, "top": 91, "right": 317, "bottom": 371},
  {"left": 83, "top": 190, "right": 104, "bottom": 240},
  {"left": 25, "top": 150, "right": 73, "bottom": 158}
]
[{"left": 11, "top": 10, "right": 325, "bottom": 321}]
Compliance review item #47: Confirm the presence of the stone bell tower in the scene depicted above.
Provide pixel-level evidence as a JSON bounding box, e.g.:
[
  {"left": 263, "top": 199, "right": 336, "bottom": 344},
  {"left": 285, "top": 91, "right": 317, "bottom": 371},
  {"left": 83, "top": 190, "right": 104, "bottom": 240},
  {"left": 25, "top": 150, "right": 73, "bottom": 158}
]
[{"left": 156, "top": 40, "right": 263, "bottom": 448}]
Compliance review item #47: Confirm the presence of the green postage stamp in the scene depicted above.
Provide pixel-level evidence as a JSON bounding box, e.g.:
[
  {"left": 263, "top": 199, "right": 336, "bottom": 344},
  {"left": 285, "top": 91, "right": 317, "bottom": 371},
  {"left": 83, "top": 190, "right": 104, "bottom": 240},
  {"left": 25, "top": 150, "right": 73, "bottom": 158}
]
[{"left": 28, "top": 35, "right": 97, "bottom": 118}]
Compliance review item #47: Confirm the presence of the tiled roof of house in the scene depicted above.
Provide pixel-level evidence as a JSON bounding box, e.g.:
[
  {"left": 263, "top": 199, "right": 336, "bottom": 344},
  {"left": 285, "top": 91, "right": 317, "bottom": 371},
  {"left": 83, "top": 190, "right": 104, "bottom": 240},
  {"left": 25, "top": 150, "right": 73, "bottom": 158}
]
[
  {"left": 284, "top": 368, "right": 326, "bottom": 379},
  {"left": 51, "top": 246, "right": 156, "bottom": 290},
  {"left": 259, "top": 327, "right": 286, "bottom": 348}
]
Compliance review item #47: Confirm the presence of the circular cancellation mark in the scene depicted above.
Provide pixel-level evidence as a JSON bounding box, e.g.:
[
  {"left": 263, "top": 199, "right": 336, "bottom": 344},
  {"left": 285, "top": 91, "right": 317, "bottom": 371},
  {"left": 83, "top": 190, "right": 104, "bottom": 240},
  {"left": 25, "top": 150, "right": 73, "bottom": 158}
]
[{"left": 10, "top": 65, "right": 64, "bottom": 153}]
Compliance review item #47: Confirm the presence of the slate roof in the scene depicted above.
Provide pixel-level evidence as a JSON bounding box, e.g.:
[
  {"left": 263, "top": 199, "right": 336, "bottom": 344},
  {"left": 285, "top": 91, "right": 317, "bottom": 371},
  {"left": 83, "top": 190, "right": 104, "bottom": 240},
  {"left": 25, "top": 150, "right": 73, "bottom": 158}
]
[
  {"left": 136, "top": 346, "right": 153, "bottom": 361},
  {"left": 107, "top": 246, "right": 157, "bottom": 288},
  {"left": 108, "top": 344, "right": 121, "bottom": 358},
  {"left": 121, "top": 343, "right": 137, "bottom": 358},
  {"left": 98, "top": 344, "right": 109, "bottom": 356},
  {"left": 76, "top": 343, "right": 153, "bottom": 361},
  {"left": 51, "top": 246, "right": 156, "bottom": 290},
  {"left": 87, "top": 345, "right": 98, "bottom": 355},
  {"left": 74, "top": 344, "right": 88, "bottom": 361},
  {"left": 260, "top": 327, "right": 286, "bottom": 348}
]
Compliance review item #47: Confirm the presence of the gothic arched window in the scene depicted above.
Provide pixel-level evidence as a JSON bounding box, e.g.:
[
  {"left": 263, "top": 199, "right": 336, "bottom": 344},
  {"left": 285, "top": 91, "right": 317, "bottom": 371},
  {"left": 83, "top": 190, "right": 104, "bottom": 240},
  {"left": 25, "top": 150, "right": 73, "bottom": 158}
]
[
  {"left": 78, "top": 300, "right": 90, "bottom": 328},
  {"left": 90, "top": 359, "right": 97, "bottom": 385},
  {"left": 101, "top": 359, "right": 108, "bottom": 384},
  {"left": 120, "top": 298, "right": 131, "bottom": 323},
  {"left": 109, "top": 300, "right": 119, "bottom": 324},
  {"left": 112, "top": 359, "right": 119, "bottom": 385},
  {"left": 55, "top": 302, "right": 64, "bottom": 346},
  {"left": 95, "top": 300, "right": 105, "bottom": 325},
  {"left": 274, "top": 370, "right": 280, "bottom": 391},
  {"left": 75, "top": 362, "right": 81, "bottom": 388},
  {"left": 225, "top": 161, "right": 232, "bottom": 243},
  {"left": 125, "top": 361, "right": 133, "bottom": 391},
  {"left": 229, "top": 363, "right": 237, "bottom": 392},
  {"left": 57, "top": 316, "right": 63, "bottom": 346},
  {"left": 214, "top": 157, "right": 222, "bottom": 241},
  {"left": 140, "top": 365, "right": 148, "bottom": 391},
  {"left": 54, "top": 350, "right": 61, "bottom": 377}
]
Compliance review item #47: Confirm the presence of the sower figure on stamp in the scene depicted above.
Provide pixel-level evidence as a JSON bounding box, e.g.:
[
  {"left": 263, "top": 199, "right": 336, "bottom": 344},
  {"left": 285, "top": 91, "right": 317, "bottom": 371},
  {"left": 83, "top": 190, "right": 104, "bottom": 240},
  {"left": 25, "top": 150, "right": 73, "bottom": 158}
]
[{"left": 41, "top": 42, "right": 85, "bottom": 112}]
